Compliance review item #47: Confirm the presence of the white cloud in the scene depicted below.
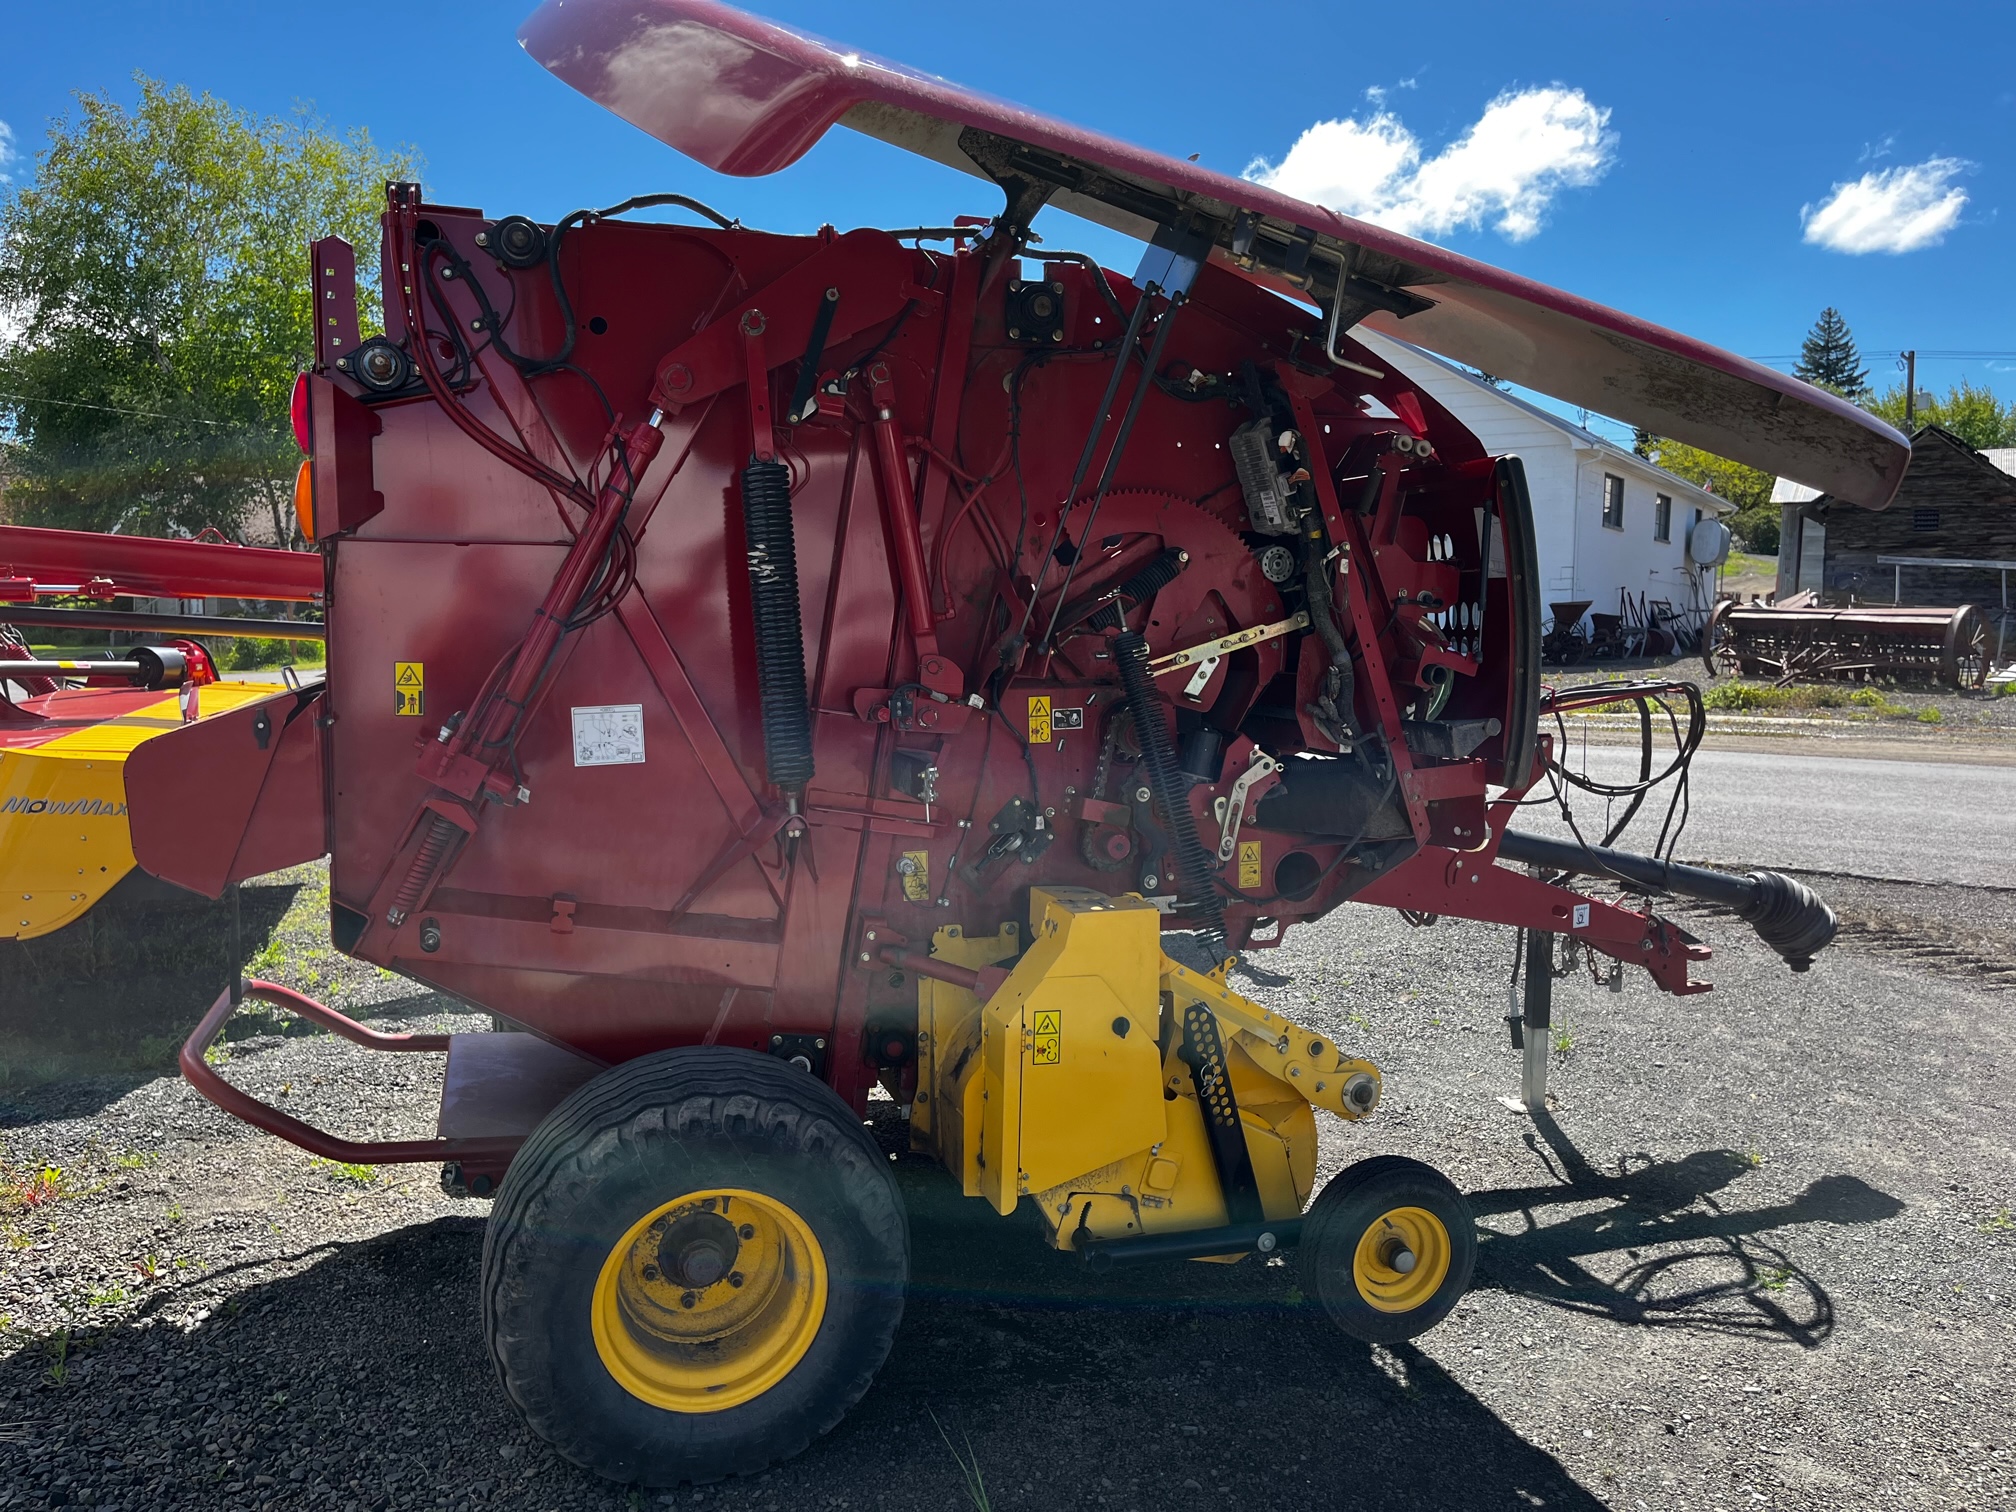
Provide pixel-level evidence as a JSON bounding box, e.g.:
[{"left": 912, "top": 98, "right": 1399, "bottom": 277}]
[
  {"left": 0, "top": 119, "right": 16, "bottom": 184},
  {"left": 1244, "top": 87, "right": 1616, "bottom": 243},
  {"left": 1801, "top": 157, "right": 1969, "bottom": 254}
]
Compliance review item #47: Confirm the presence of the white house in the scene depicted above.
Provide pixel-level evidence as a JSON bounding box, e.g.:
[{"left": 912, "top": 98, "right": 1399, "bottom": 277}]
[{"left": 1354, "top": 330, "right": 1734, "bottom": 631}]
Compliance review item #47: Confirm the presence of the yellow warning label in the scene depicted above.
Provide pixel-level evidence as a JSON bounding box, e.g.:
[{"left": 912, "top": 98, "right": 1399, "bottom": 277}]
[
  {"left": 1027, "top": 694, "right": 1051, "bottom": 744},
  {"left": 898, "top": 849, "right": 930, "bottom": 903},
  {"left": 1030, "top": 1008, "right": 1061, "bottom": 1066},
  {"left": 1238, "top": 839, "right": 1263, "bottom": 890},
  {"left": 394, "top": 662, "right": 425, "bottom": 717}
]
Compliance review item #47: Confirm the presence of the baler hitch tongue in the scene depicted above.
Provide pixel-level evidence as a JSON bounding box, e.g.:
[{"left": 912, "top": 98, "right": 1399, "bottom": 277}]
[{"left": 1496, "top": 830, "right": 1839, "bottom": 971}]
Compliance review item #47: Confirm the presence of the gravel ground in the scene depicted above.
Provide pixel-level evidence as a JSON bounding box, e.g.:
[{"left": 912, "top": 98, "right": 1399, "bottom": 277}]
[{"left": 2, "top": 856, "right": 2013, "bottom": 1512}]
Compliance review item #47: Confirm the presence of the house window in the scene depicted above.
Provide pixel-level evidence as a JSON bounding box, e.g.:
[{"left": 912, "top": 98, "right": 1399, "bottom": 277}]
[
  {"left": 1912, "top": 508, "right": 1940, "bottom": 532},
  {"left": 1654, "top": 494, "right": 1672, "bottom": 542},
  {"left": 1602, "top": 474, "right": 1624, "bottom": 530}
]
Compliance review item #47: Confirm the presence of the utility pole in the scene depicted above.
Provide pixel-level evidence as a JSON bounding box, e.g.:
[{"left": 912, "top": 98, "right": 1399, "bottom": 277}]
[{"left": 1903, "top": 350, "right": 1917, "bottom": 427}]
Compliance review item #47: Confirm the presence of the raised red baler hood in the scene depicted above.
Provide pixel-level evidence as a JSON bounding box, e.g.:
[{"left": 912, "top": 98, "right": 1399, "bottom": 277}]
[{"left": 518, "top": 0, "right": 1905, "bottom": 509}]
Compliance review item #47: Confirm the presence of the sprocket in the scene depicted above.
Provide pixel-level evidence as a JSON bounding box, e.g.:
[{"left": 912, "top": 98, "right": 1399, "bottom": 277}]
[{"left": 1035, "top": 489, "right": 1295, "bottom": 701}]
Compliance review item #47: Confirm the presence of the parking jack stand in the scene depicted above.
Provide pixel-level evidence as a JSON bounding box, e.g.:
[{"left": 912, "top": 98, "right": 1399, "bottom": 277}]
[{"left": 1522, "top": 927, "right": 1551, "bottom": 1112}]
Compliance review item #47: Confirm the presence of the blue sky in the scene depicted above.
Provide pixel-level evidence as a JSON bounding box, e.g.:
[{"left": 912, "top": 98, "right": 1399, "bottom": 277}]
[{"left": 4, "top": 1, "right": 2013, "bottom": 441}]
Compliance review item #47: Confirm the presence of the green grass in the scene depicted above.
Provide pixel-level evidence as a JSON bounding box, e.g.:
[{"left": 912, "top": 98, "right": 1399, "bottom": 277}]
[
  {"left": 41, "top": 1328, "right": 70, "bottom": 1387},
  {"left": 309, "top": 1157, "right": 376, "bottom": 1185},
  {"left": 1, "top": 1164, "right": 70, "bottom": 1213},
  {"left": 1979, "top": 1208, "right": 2014, "bottom": 1236},
  {"left": 212, "top": 636, "right": 326, "bottom": 672},
  {"left": 1722, "top": 551, "right": 1777, "bottom": 582},
  {"left": 930, "top": 1409, "right": 993, "bottom": 1512},
  {"left": 1700, "top": 681, "right": 1909, "bottom": 716}
]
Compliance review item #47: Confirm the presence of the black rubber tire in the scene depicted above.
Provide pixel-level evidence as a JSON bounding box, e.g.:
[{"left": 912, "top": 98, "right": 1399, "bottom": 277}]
[
  {"left": 480, "top": 1047, "right": 907, "bottom": 1486},
  {"left": 1300, "top": 1154, "right": 1477, "bottom": 1345}
]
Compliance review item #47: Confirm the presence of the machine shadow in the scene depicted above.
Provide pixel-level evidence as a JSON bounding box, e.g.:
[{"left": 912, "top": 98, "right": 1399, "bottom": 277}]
[
  {"left": 0, "top": 1116, "right": 1903, "bottom": 1511},
  {"left": 869, "top": 1147, "right": 1609, "bottom": 1512},
  {"left": 1467, "top": 1110, "right": 1905, "bottom": 1348},
  {"left": 0, "top": 1205, "right": 1605, "bottom": 1512},
  {"left": 0, "top": 878, "right": 299, "bottom": 1120}
]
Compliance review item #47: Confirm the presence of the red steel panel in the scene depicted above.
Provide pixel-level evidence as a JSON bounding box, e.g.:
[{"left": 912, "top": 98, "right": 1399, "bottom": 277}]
[
  {"left": 518, "top": 0, "right": 1908, "bottom": 509},
  {"left": 0, "top": 525, "right": 323, "bottom": 601}
]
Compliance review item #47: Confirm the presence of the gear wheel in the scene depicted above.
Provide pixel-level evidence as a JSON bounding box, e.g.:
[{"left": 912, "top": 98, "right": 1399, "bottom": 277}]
[{"left": 1035, "top": 489, "right": 1291, "bottom": 665}]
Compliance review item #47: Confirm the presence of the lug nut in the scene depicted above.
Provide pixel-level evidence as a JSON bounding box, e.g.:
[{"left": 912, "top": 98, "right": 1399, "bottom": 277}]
[
  {"left": 641, "top": 1264, "right": 659, "bottom": 1282},
  {"left": 728, "top": 1272, "right": 745, "bottom": 1288},
  {"left": 738, "top": 1224, "right": 755, "bottom": 1240},
  {"left": 680, "top": 1291, "right": 698, "bottom": 1309}
]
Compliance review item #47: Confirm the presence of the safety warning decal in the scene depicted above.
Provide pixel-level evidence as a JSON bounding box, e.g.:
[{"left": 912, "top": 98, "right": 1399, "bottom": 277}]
[
  {"left": 898, "top": 849, "right": 931, "bottom": 903},
  {"left": 1238, "top": 839, "right": 1263, "bottom": 890},
  {"left": 571, "top": 704, "right": 646, "bottom": 767},
  {"left": 394, "top": 662, "right": 424, "bottom": 717},
  {"left": 1027, "top": 695, "right": 1051, "bottom": 744},
  {"left": 1030, "top": 1008, "right": 1061, "bottom": 1065},
  {"left": 1572, "top": 902, "right": 1591, "bottom": 930}
]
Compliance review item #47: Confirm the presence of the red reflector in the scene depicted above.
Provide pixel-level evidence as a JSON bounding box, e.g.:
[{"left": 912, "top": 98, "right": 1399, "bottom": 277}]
[{"left": 290, "top": 373, "right": 311, "bottom": 453}]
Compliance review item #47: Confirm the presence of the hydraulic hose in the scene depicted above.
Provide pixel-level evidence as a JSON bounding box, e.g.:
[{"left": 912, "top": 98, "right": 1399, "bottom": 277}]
[
  {"left": 1114, "top": 630, "right": 1227, "bottom": 959},
  {"left": 741, "top": 458, "right": 815, "bottom": 794},
  {"left": 1496, "top": 829, "right": 1838, "bottom": 972}
]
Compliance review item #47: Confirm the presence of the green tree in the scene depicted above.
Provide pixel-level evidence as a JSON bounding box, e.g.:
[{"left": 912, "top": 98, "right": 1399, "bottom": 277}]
[
  {"left": 1866, "top": 379, "right": 2016, "bottom": 451},
  {"left": 0, "top": 79, "right": 414, "bottom": 543},
  {"left": 1641, "top": 436, "right": 1779, "bottom": 554},
  {"left": 1792, "top": 307, "right": 1869, "bottom": 400}
]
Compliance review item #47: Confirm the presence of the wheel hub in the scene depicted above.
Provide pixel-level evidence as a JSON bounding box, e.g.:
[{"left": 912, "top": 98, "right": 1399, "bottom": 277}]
[
  {"left": 1351, "top": 1205, "right": 1451, "bottom": 1313},
  {"left": 592, "top": 1189, "right": 829, "bottom": 1414},
  {"left": 659, "top": 1210, "right": 741, "bottom": 1289}
]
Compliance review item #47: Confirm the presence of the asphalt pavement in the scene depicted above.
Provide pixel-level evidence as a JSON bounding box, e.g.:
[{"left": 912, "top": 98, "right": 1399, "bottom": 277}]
[{"left": 1535, "top": 742, "right": 2016, "bottom": 887}]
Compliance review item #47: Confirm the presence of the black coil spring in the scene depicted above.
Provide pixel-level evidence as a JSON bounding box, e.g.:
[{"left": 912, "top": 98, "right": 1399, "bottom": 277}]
[
  {"left": 1091, "top": 547, "right": 1189, "bottom": 632},
  {"left": 740, "top": 459, "right": 815, "bottom": 793},
  {"left": 1114, "top": 630, "right": 1227, "bottom": 958}
]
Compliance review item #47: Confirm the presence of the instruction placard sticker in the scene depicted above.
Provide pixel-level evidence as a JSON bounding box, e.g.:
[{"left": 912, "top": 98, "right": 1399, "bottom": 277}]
[
  {"left": 1027, "top": 695, "right": 1051, "bottom": 744},
  {"left": 1052, "top": 706, "right": 1084, "bottom": 731},
  {"left": 394, "top": 662, "right": 424, "bottom": 717},
  {"left": 1030, "top": 1008, "right": 1061, "bottom": 1066},
  {"left": 571, "top": 704, "right": 646, "bottom": 767},
  {"left": 1572, "top": 902, "right": 1591, "bottom": 930},
  {"left": 1238, "top": 839, "right": 1263, "bottom": 890}
]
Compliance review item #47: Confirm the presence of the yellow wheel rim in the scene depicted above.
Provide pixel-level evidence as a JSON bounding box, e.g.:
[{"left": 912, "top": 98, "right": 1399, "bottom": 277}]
[
  {"left": 1351, "top": 1205, "right": 1452, "bottom": 1314},
  {"left": 591, "top": 1188, "right": 828, "bottom": 1413}
]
